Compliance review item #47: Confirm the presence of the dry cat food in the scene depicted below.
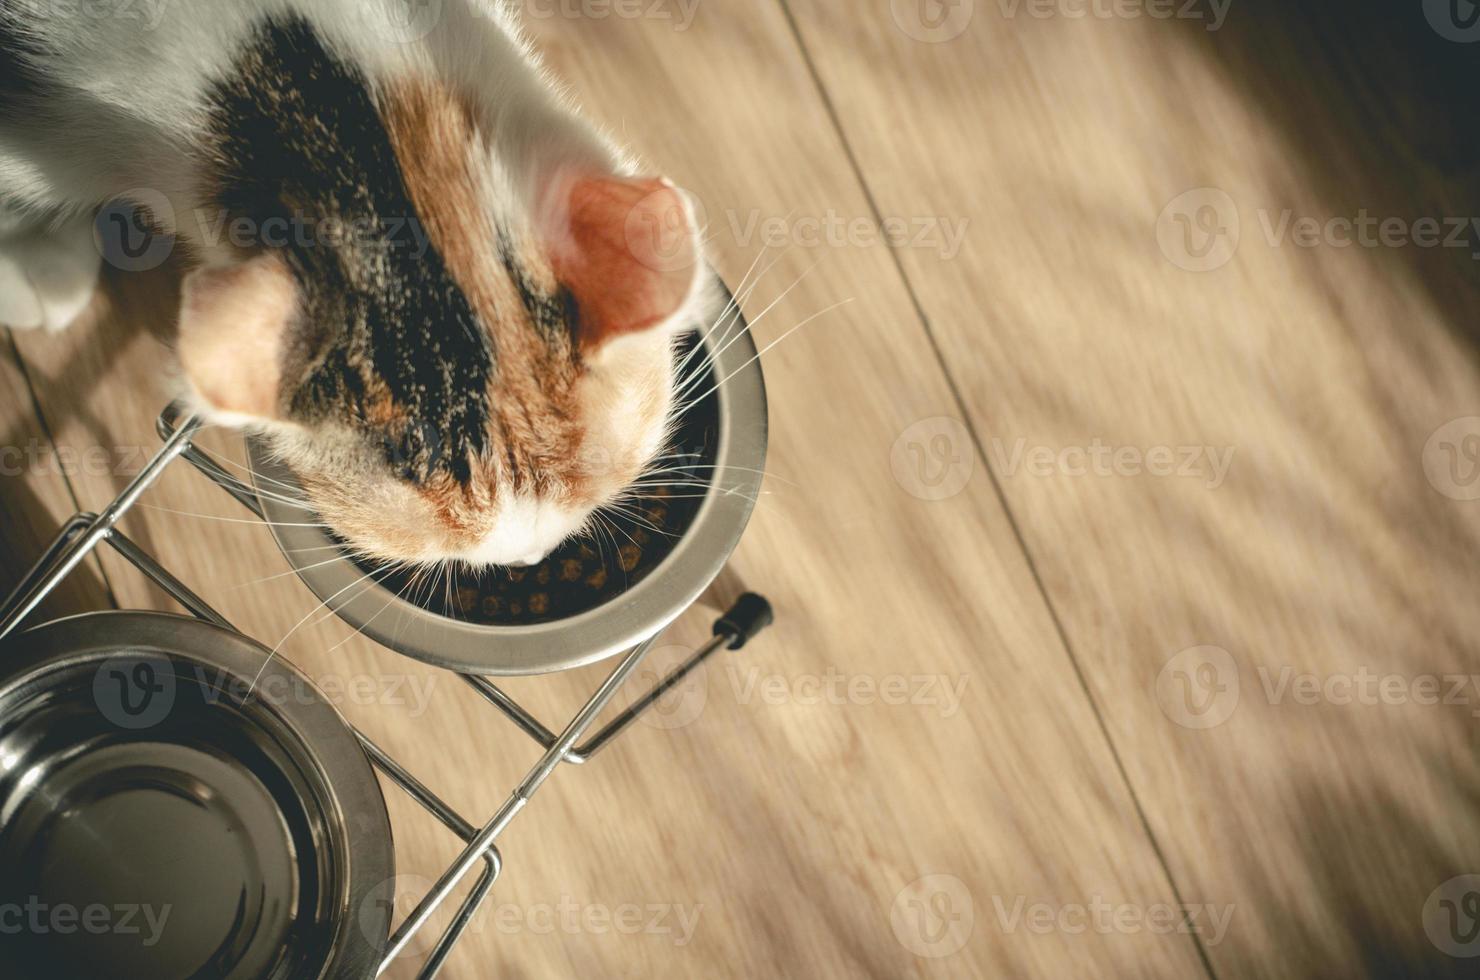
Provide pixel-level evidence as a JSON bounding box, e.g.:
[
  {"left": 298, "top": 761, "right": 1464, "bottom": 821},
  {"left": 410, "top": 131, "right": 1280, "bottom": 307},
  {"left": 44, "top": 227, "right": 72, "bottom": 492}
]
[
  {"left": 372, "top": 481, "right": 704, "bottom": 626},
  {"left": 360, "top": 333, "right": 720, "bottom": 626}
]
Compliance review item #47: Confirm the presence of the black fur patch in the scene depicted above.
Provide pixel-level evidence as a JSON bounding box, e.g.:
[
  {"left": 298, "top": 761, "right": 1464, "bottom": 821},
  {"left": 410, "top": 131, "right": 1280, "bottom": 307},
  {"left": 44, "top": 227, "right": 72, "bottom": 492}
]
[
  {"left": 0, "top": 4, "right": 51, "bottom": 115},
  {"left": 498, "top": 228, "right": 579, "bottom": 347},
  {"left": 209, "top": 16, "right": 495, "bottom": 485}
]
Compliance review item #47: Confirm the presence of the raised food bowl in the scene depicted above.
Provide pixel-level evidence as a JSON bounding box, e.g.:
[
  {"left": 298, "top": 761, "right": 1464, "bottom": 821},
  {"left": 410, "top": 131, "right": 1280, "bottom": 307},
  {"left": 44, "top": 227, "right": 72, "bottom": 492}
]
[
  {"left": 249, "top": 285, "right": 768, "bottom": 675},
  {"left": 0, "top": 612, "right": 394, "bottom": 980}
]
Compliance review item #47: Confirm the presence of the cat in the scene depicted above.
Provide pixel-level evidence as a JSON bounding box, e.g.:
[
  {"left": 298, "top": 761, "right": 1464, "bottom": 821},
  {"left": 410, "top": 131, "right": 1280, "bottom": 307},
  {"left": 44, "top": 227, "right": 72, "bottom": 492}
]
[{"left": 0, "top": 0, "right": 709, "bottom": 568}]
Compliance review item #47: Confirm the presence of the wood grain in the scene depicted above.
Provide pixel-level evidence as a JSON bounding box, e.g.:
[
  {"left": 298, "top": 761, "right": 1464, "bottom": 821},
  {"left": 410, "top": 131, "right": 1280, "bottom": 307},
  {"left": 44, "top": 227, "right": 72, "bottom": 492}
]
[
  {"left": 0, "top": 329, "right": 110, "bottom": 620},
  {"left": 782, "top": 1, "right": 1480, "bottom": 976},
  {"left": 0, "top": 4, "right": 1206, "bottom": 979}
]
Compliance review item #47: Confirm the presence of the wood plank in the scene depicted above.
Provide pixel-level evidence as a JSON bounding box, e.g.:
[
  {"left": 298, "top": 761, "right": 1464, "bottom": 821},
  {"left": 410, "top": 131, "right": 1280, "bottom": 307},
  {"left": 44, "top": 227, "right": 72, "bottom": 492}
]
[
  {"left": 8, "top": 4, "right": 1204, "bottom": 976},
  {"left": 0, "top": 328, "right": 110, "bottom": 621},
  {"left": 782, "top": 1, "right": 1480, "bottom": 976}
]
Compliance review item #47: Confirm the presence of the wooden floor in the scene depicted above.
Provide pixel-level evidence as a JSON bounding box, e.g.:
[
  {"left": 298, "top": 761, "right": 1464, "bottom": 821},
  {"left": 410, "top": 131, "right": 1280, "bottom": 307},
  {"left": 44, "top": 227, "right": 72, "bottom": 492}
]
[{"left": 4, "top": 2, "right": 1480, "bottom": 977}]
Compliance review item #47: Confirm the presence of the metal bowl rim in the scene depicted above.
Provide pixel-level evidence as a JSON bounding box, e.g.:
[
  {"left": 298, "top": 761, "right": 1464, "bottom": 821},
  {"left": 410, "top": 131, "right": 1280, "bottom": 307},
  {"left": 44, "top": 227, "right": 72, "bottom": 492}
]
[
  {"left": 249, "top": 285, "right": 769, "bottom": 675},
  {"left": 0, "top": 610, "right": 395, "bottom": 980}
]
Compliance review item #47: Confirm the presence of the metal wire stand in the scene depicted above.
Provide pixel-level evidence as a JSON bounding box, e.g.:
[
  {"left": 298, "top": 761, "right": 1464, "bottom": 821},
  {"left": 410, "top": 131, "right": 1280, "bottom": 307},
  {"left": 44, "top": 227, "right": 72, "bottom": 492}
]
[{"left": 0, "top": 406, "right": 773, "bottom": 978}]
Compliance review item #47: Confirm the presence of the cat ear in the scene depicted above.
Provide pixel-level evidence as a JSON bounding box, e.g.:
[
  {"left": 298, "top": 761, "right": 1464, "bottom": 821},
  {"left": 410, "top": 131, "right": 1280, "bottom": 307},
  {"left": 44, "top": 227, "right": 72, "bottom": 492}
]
[
  {"left": 540, "top": 173, "right": 702, "bottom": 355},
  {"left": 176, "top": 252, "right": 298, "bottom": 423}
]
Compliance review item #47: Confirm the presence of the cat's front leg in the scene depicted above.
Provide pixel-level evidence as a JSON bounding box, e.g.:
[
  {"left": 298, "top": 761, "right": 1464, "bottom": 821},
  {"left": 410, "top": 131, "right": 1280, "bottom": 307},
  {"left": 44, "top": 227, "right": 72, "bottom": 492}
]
[{"left": 0, "top": 207, "right": 102, "bottom": 332}]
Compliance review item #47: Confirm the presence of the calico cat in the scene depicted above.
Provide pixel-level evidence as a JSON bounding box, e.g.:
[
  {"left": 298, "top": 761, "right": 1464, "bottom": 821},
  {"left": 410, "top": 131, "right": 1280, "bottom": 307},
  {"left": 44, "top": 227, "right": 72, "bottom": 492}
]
[{"left": 0, "top": 0, "right": 708, "bottom": 568}]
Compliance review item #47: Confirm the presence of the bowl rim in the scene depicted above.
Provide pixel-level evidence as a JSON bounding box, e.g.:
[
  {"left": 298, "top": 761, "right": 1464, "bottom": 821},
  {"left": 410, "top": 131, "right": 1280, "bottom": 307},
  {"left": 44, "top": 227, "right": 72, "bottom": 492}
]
[
  {"left": 249, "top": 281, "right": 769, "bottom": 676},
  {"left": 0, "top": 610, "right": 395, "bottom": 980}
]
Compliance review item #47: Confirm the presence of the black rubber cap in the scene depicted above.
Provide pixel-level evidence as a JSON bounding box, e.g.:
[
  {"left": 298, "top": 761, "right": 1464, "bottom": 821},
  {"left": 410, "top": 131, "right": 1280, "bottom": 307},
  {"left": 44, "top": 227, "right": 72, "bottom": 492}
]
[{"left": 714, "top": 593, "right": 774, "bottom": 650}]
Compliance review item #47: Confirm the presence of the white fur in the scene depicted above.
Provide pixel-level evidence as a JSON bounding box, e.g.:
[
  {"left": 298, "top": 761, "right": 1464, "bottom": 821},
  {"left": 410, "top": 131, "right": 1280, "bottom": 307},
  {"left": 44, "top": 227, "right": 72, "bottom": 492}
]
[
  {"left": 0, "top": 208, "right": 101, "bottom": 331},
  {"left": 0, "top": 0, "right": 702, "bottom": 567},
  {"left": 0, "top": 0, "right": 626, "bottom": 315},
  {"left": 0, "top": 0, "right": 626, "bottom": 213}
]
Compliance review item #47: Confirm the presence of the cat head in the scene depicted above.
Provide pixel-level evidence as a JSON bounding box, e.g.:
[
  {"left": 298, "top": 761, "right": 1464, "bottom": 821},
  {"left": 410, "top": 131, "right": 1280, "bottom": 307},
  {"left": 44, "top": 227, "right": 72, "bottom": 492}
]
[{"left": 176, "top": 51, "right": 707, "bottom": 569}]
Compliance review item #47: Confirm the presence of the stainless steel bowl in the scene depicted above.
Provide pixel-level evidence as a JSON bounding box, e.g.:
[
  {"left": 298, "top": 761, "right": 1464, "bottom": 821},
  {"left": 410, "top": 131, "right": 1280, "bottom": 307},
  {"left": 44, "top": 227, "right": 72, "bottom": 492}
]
[
  {"left": 249, "top": 283, "right": 768, "bottom": 675},
  {"left": 0, "top": 612, "right": 394, "bottom": 980}
]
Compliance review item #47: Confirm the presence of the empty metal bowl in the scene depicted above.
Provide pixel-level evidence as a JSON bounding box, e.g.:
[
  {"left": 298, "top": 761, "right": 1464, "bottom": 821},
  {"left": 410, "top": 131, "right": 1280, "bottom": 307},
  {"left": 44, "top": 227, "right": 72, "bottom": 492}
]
[
  {"left": 0, "top": 612, "right": 394, "bottom": 980},
  {"left": 249, "top": 284, "right": 768, "bottom": 675}
]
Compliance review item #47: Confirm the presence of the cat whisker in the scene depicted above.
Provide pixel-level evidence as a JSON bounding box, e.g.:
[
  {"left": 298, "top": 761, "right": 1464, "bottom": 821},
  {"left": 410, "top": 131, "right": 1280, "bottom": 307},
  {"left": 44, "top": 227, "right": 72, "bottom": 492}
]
[
  {"left": 675, "top": 249, "right": 785, "bottom": 380},
  {"left": 677, "top": 252, "right": 770, "bottom": 369},
  {"left": 226, "top": 551, "right": 362, "bottom": 590},
  {"left": 677, "top": 297, "right": 854, "bottom": 412},
  {"left": 244, "top": 561, "right": 395, "bottom": 699},
  {"left": 137, "top": 503, "right": 330, "bottom": 529},
  {"left": 674, "top": 261, "right": 819, "bottom": 402}
]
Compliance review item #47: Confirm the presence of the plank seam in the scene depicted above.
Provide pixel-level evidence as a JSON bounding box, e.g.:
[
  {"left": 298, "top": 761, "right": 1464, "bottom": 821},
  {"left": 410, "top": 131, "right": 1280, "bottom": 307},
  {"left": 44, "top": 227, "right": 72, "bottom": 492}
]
[
  {"left": 3, "top": 327, "right": 121, "bottom": 610},
  {"left": 768, "top": 5, "right": 1220, "bottom": 976}
]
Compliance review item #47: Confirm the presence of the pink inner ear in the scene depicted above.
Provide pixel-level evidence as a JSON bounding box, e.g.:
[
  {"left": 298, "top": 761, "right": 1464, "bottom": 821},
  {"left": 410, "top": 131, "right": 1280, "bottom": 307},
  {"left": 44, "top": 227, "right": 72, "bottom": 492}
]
[
  {"left": 177, "top": 253, "right": 297, "bottom": 420},
  {"left": 549, "top": 175, "right": 699, "bottom": 354}
]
